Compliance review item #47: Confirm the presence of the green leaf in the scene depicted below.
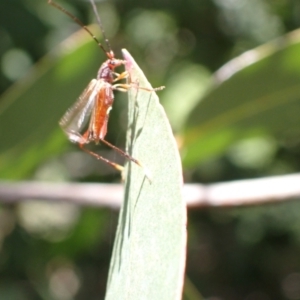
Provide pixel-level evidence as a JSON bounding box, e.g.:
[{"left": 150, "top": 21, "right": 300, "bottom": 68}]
[
  {"left": 0, "top": 28, "right": 101, "bottom": 179},
  {"left": 105, "top": 50, "right": 186, "bottom": 300},
  {"left": 182, "top": 29, "right": 300, "bottom": 167}
]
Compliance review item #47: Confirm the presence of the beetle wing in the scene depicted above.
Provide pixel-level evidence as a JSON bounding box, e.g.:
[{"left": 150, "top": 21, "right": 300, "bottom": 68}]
[{"left": 59, "top": 79, "right": 104, "bottom": 143}]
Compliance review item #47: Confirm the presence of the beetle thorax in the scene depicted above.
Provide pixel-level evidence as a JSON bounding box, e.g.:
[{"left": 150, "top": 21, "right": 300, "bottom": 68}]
[{"left": 97, "top": 57, "right": 125, "bottom": 83}]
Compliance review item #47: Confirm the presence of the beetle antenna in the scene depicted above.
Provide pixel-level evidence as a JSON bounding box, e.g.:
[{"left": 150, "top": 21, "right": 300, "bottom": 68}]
[
  {"left": 89, "top": 0, "right": 112, "bottom": 53},
  {"left": 48, "top": 0, "right": 108, "bottom": 54}
]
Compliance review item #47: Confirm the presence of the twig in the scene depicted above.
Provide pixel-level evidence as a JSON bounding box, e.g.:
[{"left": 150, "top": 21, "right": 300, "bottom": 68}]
[
  {"left": 0, "top": 182, "right": 123, "bottom": 209},
  {"left": 0, "top": 173, "right": 299, "bottom": 209},
  {"left": 185, "top": 173, "right": 300, "bottom": 208}
]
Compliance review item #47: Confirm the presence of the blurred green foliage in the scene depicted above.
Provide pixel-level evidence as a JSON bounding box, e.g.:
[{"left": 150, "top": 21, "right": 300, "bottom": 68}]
[{"left": 1, "top": 0, "right": 300, "bottom": 299}]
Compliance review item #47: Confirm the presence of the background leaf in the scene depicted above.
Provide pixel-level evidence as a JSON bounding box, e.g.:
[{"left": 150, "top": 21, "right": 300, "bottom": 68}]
[
  {"left": 0, "top": 28, "right": 101, "bottom": 179},
  {"left": 182, "top": 29, "right": 300, "bottom": 167},
  {"left": 105, "top": 50, "right": 186, "bottom": 300}
]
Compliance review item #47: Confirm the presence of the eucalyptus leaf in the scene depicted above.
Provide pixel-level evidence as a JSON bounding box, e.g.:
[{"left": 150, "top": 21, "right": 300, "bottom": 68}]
[{"left": 105, "top": 50, "right": 186, "bottom": 300}]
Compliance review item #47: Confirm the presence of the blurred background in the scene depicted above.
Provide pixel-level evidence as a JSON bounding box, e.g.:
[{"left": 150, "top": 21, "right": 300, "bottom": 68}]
[{"left": 1, "top": 0, "right": 300, "bottom": 299}]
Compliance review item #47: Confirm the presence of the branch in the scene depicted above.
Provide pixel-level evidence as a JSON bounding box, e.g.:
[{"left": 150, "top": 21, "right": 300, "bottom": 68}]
[
  {"left": 0, "top": 173, "right": 299, "bottom": 209},
  {"left": 185, "top": 173, "right": 300, "bottom": 208},
  {"left": 0, "top": 182, "right": 123, "bottom": 209}
]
